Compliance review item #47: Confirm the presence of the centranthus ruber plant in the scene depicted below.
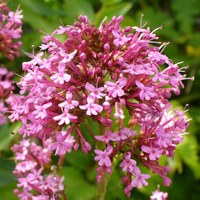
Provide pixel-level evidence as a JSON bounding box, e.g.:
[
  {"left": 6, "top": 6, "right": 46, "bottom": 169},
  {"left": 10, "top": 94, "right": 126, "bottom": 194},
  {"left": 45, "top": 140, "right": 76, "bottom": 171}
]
[
  {"left": 10, "top": 15, "right": 189, "bottom": 199},
  {"left": 0, "top": 67, "right": 14, "bottom": 125},
  {"left": 0, "top": 0, "right": 22, "bottom": 60}
]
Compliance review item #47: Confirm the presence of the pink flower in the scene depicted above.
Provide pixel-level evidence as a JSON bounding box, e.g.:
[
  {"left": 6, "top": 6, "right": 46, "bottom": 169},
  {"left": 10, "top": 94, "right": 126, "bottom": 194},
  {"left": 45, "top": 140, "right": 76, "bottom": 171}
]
[
  {"left": 150, "top": 187, "right": 168, "bottom": 200},
  {"left": 10, "top": 15, "right": 189, "bottom": 198},
  {"left": 120, "top": 152, "right": 136, "bottom": 172},
  {"left": 58, "top": 91, "right": 79, "bottom": 109},
  {"left": 156, "top": 126, "right": 172, "bottom": 148},
  {"left": 53, "top": 107, "right": 77, "bottom": 125},
  {"left": 136, "top": 80, "right": 156, "bottom": 100},
  {"left": 141, "top": 145, "right": 163, "bottom": 160},
  {"left": 112, "top": 30, "right": 131, "bottom": 46},
  {"left": 105, "top": 77, "right": 127, "bottom": 98},
  {"left": 95, "top": 130, "right": 115, "bottom": 143},
  {"left": 94, "top": 146, "right": 113, "bottom": 167},
  {"left": 79, "top": 95, "right": 103, "bottom": 116},
  {"left": 85, "top": 82, "right": 105, "bottom": 99},
  {"left": 50, "top": 63, "right": 71, "bottom": 84},
  {"left": 32, "top": 102, "right": 52, "bottom": 119},
  {"left": 0, "top": 3, "right": 22, "bottom": 60},
  {"left": 59, "top": 49, "right": 77, "bottom": 63},
  {"left": 50, "top": 131, "right": 75, "bottom": 155},
  {"left": 131, "top": 168, "right": 150, "bottom": 189},
  {"left": 46, "top": 175, "right": 65, "bottom": 192}
]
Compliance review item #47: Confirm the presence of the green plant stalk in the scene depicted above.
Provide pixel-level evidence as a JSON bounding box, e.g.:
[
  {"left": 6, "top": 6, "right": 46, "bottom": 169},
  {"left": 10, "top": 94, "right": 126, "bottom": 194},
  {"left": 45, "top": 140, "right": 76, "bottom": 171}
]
[
  {"left": 95, "top": 156, "right": 118, "bottom": 200},
  {"left": 95, "top": 172, "right": 110, "bottom": 200}
]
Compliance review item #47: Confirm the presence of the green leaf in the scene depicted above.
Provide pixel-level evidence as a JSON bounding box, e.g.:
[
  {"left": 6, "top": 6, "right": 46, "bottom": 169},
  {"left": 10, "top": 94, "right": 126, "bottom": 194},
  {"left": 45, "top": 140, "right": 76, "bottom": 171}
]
[
  {"left": 63, "top": 167, "right": 96, "bottom": 200},
  {"left": 66, "top": 150, "right": 93, "bottom": 170},
  {"left": 0, "top": 183, "right": 18, "bottom": 199},
  {"left": 62, "top": 0, "right": 95, "bottom": 24},
  {"left": 18, "top": 0, "right": 56, "bottom": 16},
  {"left": 101, "top": 0, "right": 123, "bottom": 5},
  {"left": 176, "top": 134, "right": 200, "bottom": 178},
  {"left": 0, "top": 157, "right": 16, "bottom": 187},
  {"left": 0, "top": 122, "right": 21, "bottom": 151},
  {"left": 106, "top": 169, "right": 127, "bottom": 199},
  {"left": 94, "top": 2, "right": 133, "bottom": 26},
  {"left": 171, "top": 0, "right": 200, "bottom": 33}
]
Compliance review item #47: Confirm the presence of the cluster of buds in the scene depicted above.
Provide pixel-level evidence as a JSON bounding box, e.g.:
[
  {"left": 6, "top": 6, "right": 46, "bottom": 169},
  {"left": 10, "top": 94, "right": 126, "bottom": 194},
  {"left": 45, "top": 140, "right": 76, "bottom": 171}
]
[
  {"left": 12, "top": 138, "right": 66, "bottom": 200},
  {"left": 0, "top": 67, "right": 14, "bottom": 125},
  {"left": 0, "top": 0, "right": 22, "bottom": 60},
  {"left": 9, "top": 15, "right": 189, "bottom": 198}
]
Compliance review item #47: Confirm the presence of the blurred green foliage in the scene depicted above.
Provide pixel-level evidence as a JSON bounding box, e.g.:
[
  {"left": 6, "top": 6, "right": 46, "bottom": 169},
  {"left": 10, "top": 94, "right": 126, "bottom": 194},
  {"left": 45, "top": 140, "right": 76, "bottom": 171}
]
[{"left": 0, "top": 0, "right": 200, "bottom": 199}]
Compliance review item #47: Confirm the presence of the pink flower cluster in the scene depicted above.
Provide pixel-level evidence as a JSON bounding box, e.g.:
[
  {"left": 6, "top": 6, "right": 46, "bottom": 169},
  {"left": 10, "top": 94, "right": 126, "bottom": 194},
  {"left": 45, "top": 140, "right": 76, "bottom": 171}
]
[
  {"left": 9, "top": 16, "right": 189, "bottom": 197},
  {"left": 150, "top": 186, "right": 168, "bottom": 200},
  {"left": 0, "top": 67, "right": 14, "bottom": 125},
  {"left": 0, "top": 0, "right": 22, "bottom": 60},
  {"left": 12, "top": 138, "right": 66, "bottom": 200}
]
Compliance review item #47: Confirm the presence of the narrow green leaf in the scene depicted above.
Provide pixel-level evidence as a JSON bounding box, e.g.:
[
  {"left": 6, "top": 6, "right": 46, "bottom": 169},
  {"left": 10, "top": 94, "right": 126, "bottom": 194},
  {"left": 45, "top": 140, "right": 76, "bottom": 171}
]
[
  {"left": 176, "top": 135, "right": 200, "bottom": 178},
  {"left": 94, "top": 2, "right": 133, "bottom": 26},
  {"left": 62, "top": 0, "right": 95, "bottom": 24}
]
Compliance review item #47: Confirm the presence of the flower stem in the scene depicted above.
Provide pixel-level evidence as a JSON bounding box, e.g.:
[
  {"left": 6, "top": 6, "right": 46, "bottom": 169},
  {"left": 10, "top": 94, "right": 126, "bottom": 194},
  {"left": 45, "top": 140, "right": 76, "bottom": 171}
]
[
  {"left": 95, "top": 157, "right": 118, "bottom": 200},
  {"left": 95, "top": 173, "right": 110, "bottom": 200}
]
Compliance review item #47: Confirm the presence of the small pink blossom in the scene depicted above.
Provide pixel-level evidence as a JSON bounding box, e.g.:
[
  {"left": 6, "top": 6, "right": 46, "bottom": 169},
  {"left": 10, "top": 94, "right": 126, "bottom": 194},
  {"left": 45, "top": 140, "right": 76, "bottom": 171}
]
[
  {"left": 79, "top": 95, "right": 103, "bottom": 116},
  {"left": 131, "top": 168, "right": 150, "bottom": 189},
  {"left": 105, "top": 77, "right": 127, "bottom": 98},
  {"left": 50, "top": 131, "right": 75, "bottom": 155},
  {"left": 58, "top": 91, "right": 79, "bottom": 109},
  {"left": 120, "top": 152, "right": 136, "bottom": 172},
  {"left": 150, "top": 187, "right": 168, "bottom": 200},
  {"left": 85, "top": 82, "right": 105, "bottom": 99},
  {"left": 53, "top": 107, "right": 77, "bottom": 125},
  {"left": 141, "top": 145, "right": 163, "bottom": 160},
  {"left": 136, "top": 80, "right": 156, "bottom": 100},
  {"left": 50, "top": 63, "right": 71, "bottom": 84},
  {"left": 32, "top": 102, "right": 52, "bottom": 119},
  {"left": 46, "top": 175, "right": 65, "bottom": 192},
  {"left": 94, "top": 146, "right": 113, "bottom": 167},
  {"left": 112, "top": 30, "right": 131, "bottom": 46}
]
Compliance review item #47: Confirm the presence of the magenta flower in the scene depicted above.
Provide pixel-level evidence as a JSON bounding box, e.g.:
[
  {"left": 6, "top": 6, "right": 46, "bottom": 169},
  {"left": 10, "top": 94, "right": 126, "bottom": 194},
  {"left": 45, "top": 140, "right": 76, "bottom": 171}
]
[
  {"left": 105, "top": 77, "right": 127, "bottom": 98},
  {"left": 0, "top": 67, "right": 15, "bottom": 125},
  {"left": 53, "top": 107, "right": 77, "bottom": 125},
  {"left": 12, "top": 138, "right": 65, "bottom": 200},
  {"left": 0, "top": 2, "right": 22, "bottom": 60},
  {"left": 50, "top": 130, "right": 75, "bottom": 155},
  {"left": 135, "top": 80, "right": 156, "bottom": 100},
  {"left": 131, "top": 168, "right": 150, "bottom": 189},
  {"left": 94, "top": 146, "right": 113, "bottom": 167},
  {"left": 141, "top": 145, "right": 163, "bottom": 160},
  {"left": 79, "top": 95, "right": 103, "bottom": 116},
  {"left": 150, "top": 186, "right": 168, "bottom": 200},
  {"left": 85, "top": 82, "right": 105, "bottom": 99},
  {"left": 112, "top": 30, "right": 131, "bottom": 46},
  {"left": 50, "top": 63, "right": 71, "bottom": 84},
  {"left": 120, "top": 152, "right": 137, "bottom": 172},
  {"left": 10, "top": 15, "right": 189, "bottom": 198}
]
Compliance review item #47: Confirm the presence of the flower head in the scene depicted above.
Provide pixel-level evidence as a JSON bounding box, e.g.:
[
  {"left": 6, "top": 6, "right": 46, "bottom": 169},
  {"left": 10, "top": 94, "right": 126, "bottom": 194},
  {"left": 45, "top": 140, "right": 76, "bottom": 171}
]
[
  {"left": 10, "top": 15, "right": 189, "bottom": 198},
  {"left": 0, "top": 2, "right": 22, "bottom": 60}
]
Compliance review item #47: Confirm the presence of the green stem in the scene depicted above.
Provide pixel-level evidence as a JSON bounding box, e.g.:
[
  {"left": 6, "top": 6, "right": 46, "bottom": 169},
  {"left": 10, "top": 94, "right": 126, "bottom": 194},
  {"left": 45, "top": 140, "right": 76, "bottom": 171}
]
[
  {"left": 95, "top": 173, "right": 110, "bottom": 200},
  {"left": 177, "top": 93, "right": 200, "bottom": 104},
  {"left": 95, "top": 157, "right": 118, "bottom": 200}
]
